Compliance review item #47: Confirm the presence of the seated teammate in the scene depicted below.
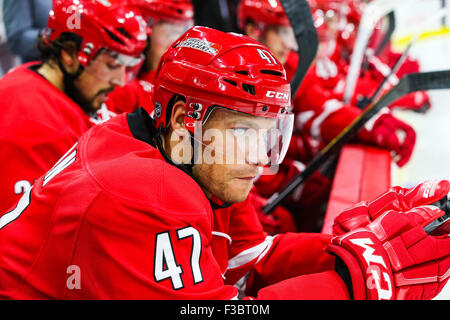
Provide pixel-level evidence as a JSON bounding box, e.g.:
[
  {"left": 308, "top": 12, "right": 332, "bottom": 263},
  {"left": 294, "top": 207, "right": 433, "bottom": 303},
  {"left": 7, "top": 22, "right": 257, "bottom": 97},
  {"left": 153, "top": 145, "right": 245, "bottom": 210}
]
[{"left": 0, "top": 0, "right": 147, "bottom": 214}]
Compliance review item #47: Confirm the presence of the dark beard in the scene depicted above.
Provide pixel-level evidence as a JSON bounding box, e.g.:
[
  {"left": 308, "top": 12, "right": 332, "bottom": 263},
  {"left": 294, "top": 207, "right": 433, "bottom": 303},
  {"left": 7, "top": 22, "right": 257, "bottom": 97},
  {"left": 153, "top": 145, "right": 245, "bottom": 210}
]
[{"left": 57, "top": 60, "right": 97, "bottom": 117}]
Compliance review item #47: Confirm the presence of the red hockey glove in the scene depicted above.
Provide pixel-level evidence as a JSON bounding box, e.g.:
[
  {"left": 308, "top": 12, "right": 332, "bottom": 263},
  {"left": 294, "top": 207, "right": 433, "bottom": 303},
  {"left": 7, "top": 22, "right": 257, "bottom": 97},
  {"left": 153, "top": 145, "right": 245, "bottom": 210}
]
[
  {"left": 328, "top": 205, "right": 450, "bottom": 300},
  {"left": 249, "top": 191, "right": 297, "bottom": 235},
  {"left": 333, "top": 180, "right": 450, "bottom": 236},
  {"left": 358, "top": 109, "right": 416, "bottom": 167},
  {"left": 389, "top": 91, "right": 431, "bottom": 114}
]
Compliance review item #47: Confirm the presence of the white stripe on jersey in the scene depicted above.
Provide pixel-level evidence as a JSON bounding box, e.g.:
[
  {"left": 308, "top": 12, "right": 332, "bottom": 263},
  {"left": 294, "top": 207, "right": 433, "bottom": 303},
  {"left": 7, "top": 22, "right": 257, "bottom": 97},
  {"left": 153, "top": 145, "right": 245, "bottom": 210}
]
[
  {"left": 311, "top": 99, "right": 343, "bottom": 140},
  {"left": 212, "top": 231, "right": 232, "bottom": 244},
  {"left": 227, "top": 235, "right": 275, "bottom": 270}
]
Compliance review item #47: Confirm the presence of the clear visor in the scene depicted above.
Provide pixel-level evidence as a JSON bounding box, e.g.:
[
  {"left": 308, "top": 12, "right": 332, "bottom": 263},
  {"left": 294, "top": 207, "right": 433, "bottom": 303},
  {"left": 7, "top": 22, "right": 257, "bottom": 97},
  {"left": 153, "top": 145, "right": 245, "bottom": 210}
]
[
  {"left": 171, "top": 106, "right": 294, "bottom": 173},
  {"left": 83, "top": 49, "right": 145, "bottom": 85}
]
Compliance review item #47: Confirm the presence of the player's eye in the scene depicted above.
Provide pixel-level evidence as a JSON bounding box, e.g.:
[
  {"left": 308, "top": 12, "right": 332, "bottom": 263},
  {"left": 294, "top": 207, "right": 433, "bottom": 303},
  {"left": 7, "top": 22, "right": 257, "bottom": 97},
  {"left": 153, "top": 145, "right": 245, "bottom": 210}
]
[
  {"left": 231, "top": 127, "right": 249, "bottom": 137},
  {"left": 107, "top": 62, "right": 122, "bottom": 70}
]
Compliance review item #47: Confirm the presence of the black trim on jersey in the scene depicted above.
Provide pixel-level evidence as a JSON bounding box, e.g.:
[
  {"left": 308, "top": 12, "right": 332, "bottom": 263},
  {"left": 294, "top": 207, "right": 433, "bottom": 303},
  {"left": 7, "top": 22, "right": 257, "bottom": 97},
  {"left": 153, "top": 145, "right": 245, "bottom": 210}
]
[
  {"left": 127, "top": 107, "right": 158, "bottom": 147},
  {"left": 28, "top": 63, "right": 51, "bottom": 82},
  {"left": 127, "top": 108, "right": 233, "bottom": 210}
]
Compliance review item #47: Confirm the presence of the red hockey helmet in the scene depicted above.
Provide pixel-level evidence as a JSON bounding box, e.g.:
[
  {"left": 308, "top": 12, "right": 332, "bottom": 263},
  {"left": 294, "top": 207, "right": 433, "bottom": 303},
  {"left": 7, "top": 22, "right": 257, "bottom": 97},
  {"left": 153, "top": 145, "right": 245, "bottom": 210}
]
[
  {"left": 45, "top": 0, "right": 148, "bottom": 67},
  {"left": 237, "top": 0, "right": 297, "bottom": 54},
  {"left": 237, "top": 0, "right": 290, "bottom": 30},
  {"left": 127, "top": 0, "right": 194, "bottom": 24},
  {"left": 309, "top": 0, "right": 363, "bottom": 49},
  {"left": 152, "top": 26, "right": 294, "bottom": 166}
]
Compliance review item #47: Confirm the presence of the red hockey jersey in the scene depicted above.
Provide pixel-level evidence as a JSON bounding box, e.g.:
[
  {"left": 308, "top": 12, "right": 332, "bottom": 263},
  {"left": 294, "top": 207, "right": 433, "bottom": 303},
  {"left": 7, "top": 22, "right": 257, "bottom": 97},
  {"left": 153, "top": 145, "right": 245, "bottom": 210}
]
[
  {"left": 0, "top": 108, "right": 349, "bottom": 300},
  {"left": 105, "top": 70, "right": 155, "bottom": 115},
  {"left": 0, "top": 63, "right": 95, "bottom": 214}
]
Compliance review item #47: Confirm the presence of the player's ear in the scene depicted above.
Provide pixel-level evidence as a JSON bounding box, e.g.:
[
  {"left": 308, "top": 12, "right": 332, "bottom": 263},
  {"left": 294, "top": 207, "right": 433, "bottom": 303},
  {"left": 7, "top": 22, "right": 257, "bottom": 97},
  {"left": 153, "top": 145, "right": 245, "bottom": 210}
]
[
  {"left": 244, "top": 22, "right": 261, "bottom": 40},
  {"left": 170, "top": 100, "right": 186, "bottom": 132},
  {"left": 166, "top": 100, "right": 192, "bottom": 164},
  {"left": 60, "top": 44, "right": 80, "bottom": 74}
]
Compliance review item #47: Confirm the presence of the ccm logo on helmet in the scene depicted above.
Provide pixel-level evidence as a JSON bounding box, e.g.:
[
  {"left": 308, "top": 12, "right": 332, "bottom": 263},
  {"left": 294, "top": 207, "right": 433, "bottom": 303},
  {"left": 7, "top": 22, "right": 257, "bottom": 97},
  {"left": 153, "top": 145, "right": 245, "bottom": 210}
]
[{"left": 266, "top": 91, "right": 289, "bottom": 101}]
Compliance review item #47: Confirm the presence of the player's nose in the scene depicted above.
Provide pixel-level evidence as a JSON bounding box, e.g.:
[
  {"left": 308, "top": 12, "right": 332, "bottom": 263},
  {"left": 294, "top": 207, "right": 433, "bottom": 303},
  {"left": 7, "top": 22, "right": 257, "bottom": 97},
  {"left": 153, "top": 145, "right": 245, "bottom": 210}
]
[{"left": 110, "top": 65, "right": 127, "bottom": 87}]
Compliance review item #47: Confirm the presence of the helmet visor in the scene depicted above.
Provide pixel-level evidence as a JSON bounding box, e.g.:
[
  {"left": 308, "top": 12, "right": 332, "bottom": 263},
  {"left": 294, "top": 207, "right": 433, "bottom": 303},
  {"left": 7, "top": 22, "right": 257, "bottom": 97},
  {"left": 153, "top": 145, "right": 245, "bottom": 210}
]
[
  {"left": 184, "top": 106, "right": 294, "bottom": 169},
  {"left": 84, "top": 49, "right": 145, "bottom": 84}
]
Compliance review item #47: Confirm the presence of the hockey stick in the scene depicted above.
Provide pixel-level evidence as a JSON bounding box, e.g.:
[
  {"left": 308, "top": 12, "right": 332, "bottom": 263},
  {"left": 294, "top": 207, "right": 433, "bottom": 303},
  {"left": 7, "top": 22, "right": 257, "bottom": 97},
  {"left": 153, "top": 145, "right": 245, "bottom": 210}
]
[
  {"left": 356, "top": 5, "right": 450, "bottom": 110},
  {"left": 263, "top": 70, "right": 450, "bottom": 214},
  {"left": 357, "top": 38, "right": 413, "bottom": 110},
  {"left": 343, "top": 0, "right": 411, "bottom": 104},
  {"left": 279, "top": 0, "right": 318, "bottom": 99},
  {"left": 375, "top": 11, "right": 396, "bottom": 56},
  {"left": 425, "top": 196, "right": 450, "bottom": 235},
  {"left": 360, "top": 11, "right": 396, "bottom": 76},
  {"left": 345, "top": 3, "right": 450, "bottom": 104}
]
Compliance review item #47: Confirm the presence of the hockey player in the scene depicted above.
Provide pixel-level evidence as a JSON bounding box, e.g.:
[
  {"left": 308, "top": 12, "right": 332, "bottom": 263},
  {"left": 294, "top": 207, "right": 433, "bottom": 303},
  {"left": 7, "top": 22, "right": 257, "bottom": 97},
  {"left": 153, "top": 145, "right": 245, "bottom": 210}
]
[
  {"left": 105, "top": 0, "right": 194, "bottom": 115},
  {"left": 0, "top": 0, "right": 147, "bottom": 214},
  {"left": 0, "top": 26, "right": 449, "bottom": 300}
]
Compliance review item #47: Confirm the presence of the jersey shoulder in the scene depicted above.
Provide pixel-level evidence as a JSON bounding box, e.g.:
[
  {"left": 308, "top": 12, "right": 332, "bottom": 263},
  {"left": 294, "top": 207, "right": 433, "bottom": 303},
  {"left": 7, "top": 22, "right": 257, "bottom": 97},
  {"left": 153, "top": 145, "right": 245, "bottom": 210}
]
[
  {"left": 81, "top": 114, "right": 211, "bottom": 216},
  {"left": 0, "top": 63, "right": 90, "bottom": 133}
]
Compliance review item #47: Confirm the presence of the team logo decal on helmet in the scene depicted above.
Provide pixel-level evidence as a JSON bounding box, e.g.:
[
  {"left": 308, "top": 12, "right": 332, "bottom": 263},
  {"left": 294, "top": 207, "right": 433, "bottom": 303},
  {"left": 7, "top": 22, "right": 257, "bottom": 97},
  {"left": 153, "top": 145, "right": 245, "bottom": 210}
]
[{"left": 175, "top": 38, "right": 222, "bottom": 56}]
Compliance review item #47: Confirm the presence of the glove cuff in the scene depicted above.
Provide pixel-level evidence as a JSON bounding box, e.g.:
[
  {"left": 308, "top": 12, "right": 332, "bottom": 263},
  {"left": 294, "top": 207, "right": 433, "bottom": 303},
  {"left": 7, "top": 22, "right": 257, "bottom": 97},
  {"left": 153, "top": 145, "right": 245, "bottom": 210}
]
[
  {"left": 327, "top": 244, "right": 367, "bottom": 300},
  {"left": 327, "top": 231, "right": 396, "bottom": 300}
]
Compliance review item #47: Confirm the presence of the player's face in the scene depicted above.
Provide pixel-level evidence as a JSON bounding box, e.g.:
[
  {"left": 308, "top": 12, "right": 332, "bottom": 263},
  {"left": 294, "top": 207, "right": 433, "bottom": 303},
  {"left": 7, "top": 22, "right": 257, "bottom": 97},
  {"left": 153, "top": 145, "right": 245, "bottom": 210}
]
[
  {"left": 261, "top": 25, "right": 297, "bottom": 65},
  {"left": 191, "top": 108, "right": 276, "bottom": 204},
  {"left": 73, "top": 50, "right": 127, "bottom": 112},
  {"left": 147, "top": 20, "right": 192, "bottom": 71}
]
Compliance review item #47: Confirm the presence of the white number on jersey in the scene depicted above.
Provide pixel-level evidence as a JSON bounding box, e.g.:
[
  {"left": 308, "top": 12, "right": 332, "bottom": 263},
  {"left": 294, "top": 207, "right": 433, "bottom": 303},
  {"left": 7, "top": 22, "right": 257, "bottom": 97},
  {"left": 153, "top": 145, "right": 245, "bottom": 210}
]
[
  {"left": 177, "top": 226, "right": 203, "bottom": 284},
  {"left": 0, "top": 186, "right": 32, "bottom": 230},
  {"left": 14, "top": 180, "right": 31, "bottom": 195},
  {"left": 0, "top": 143, "right": 79, "bottom": 230},
  {"left": 153, "top": 226, "right": 203, "bottom": 290}
]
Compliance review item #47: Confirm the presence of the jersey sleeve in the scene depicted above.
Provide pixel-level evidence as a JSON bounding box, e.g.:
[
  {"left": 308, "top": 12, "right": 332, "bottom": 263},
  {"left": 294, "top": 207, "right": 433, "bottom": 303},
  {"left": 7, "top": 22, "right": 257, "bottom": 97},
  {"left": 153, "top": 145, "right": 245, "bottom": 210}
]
[
  {"left": 68, "top": 190, "right": 347, "bottom": 300},
  {"left": 106, "top": 80, "right": 141, "bottom": 114},
  {"left": 296, "top": 99, "right": 362, "bottom": 144},
  {"left": 222, "top": 198, "right": 344, "bottom": 299}
]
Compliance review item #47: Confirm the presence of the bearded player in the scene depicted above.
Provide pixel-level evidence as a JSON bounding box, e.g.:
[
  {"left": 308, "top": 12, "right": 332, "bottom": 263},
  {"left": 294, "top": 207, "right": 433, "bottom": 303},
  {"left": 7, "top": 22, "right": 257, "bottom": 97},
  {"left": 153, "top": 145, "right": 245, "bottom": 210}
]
[{"left": 0, "top": 0, "right": 147, "bottom": 214}]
